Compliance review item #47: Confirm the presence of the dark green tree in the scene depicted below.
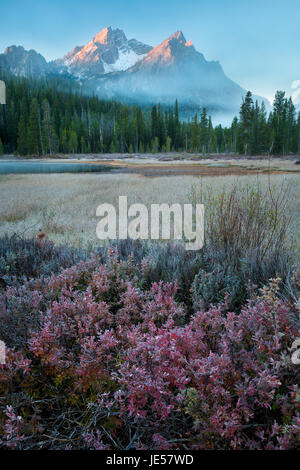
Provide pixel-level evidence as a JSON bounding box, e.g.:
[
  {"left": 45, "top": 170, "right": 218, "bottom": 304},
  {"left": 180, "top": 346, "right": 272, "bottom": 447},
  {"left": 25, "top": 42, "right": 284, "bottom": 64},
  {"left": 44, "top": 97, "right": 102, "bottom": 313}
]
[
  {"left": 28, "top": 98, "right": 41, "bottom": 155},
  {"left": 239, "top": 91, "right": 253, "bottom": 155},
  {"left": 41, "top": 99, "right": 58, "bottom": 155}
]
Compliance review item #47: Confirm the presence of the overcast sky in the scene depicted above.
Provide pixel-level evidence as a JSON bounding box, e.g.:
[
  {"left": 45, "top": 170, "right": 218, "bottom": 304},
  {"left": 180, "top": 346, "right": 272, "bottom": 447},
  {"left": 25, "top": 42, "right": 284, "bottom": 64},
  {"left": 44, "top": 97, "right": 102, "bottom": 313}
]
[{"left": 1, "top": 0, "right": 300, "bottom": 104}]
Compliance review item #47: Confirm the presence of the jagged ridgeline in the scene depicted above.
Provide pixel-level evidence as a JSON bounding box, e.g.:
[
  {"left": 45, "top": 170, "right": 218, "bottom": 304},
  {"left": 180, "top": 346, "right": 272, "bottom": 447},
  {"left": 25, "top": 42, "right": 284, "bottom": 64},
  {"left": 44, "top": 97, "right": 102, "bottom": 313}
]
[
  {"left": 0, "top": 70, "right": 299, "bottom": 156},
  {"left": 0, "top": 27, "right": 270, "bottom": 124}
]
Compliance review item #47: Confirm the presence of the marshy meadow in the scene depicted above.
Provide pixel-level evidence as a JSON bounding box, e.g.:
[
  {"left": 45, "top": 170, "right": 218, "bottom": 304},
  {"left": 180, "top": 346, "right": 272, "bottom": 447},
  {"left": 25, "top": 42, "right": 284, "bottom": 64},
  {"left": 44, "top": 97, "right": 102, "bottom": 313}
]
[{"left": 0, "top": 157, "right": 299, "bottom": 450}]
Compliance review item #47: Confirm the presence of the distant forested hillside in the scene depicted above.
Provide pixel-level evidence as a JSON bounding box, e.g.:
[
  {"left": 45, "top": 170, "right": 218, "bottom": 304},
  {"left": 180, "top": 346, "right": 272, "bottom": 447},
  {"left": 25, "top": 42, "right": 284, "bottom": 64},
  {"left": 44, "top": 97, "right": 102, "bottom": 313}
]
[{"left": 0, "top": 70, "right": 299, "bottom": 156}]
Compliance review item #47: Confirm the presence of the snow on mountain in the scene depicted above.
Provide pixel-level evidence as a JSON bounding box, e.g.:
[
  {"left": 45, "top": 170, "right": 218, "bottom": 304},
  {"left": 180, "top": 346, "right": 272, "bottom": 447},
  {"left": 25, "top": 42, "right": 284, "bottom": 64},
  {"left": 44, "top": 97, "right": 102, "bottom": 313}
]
[
  {"left": 103, "top": 48, "right": 147, "bottom": 73},
  {"left": 98, "top": 32, "right": 235, "bottom": 99},
  {"left": 94, "top": 30, "right": 270, "bottom": 124},
  {"left": 0, "top": 28, "right": 271, "bottom": 123},
  {"left": 55, "top": 26, "right": 152, "bottom": 78}
]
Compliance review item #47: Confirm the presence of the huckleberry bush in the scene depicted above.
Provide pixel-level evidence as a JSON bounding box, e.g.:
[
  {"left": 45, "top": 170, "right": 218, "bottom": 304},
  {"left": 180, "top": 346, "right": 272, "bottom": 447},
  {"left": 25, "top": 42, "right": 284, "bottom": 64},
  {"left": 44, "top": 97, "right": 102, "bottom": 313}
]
[{"left": 0, "top": 242, "right": 299, "bottom": 450}]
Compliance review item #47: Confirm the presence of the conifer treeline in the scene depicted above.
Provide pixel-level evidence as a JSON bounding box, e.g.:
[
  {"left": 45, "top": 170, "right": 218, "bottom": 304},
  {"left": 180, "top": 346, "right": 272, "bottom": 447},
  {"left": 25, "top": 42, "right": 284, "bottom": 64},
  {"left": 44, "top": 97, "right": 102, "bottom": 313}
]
[{"left": 0, "top": 73, "right": 299, "bottom": 156}]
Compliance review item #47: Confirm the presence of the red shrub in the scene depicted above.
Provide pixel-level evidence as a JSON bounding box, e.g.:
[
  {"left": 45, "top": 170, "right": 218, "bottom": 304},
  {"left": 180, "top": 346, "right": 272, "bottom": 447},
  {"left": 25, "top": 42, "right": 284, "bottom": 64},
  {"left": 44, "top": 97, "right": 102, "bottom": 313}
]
[{"left": 0, "top": 252, "right": 299, "bottom": 450}]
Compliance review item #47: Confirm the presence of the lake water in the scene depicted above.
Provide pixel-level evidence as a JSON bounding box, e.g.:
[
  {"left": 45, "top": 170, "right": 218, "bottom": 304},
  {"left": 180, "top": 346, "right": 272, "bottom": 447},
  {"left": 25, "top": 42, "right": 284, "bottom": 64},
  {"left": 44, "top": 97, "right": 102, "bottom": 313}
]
[{"left": 0, "top": 161, "right": 111, "bottom": 174}]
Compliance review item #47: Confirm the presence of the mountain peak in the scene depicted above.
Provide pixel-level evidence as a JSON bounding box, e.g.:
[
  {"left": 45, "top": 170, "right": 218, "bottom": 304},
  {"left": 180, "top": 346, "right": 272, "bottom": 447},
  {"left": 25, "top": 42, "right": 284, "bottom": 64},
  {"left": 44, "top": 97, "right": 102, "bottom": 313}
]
[
  {"left": 94, "top": 26, "right": 112, "bottom": 44},
  {"left": 56, "top": 27, "right": 151, "bottom": 77},
  {"left": 3, "top": 45, "right": 34, "bottom": 56},
  {"left": 0, "top": 28, "right": 270, "bottom": 123},
  {"left": 92, "top": 26, "right": 129, "bottom": 47},
  {"left": 3, "top": 45, "right": 45, "bottom": 60},
  {"left": 0, "top": 45, "right": 48, "bottom": 77},
  {"left": 131, "top": 30, "right": 197, "bottom": 70},
  {"left": 168, "top": 31, "right": 186, "bottom": 43},
  {"left": 4, "top": 45, "right": 24, "bottom": 53}
]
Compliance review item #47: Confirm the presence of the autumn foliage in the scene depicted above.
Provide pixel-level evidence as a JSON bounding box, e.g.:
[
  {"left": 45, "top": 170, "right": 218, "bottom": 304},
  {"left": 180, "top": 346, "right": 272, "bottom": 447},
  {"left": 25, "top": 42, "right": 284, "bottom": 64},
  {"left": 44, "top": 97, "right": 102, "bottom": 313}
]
[{"left": 0, "top": 242, "right": 299, "bottom": 450}]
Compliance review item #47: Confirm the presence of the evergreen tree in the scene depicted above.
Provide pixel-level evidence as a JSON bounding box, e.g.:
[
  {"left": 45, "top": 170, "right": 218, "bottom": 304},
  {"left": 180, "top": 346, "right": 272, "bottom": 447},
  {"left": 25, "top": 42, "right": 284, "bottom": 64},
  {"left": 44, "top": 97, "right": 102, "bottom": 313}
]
[
  {"left": 151, "top": 105, "right": 158, "bottom": 139},
  {"left": 151, "top": 136, "right": 159, "bottom": 154},
  {"left": 41, "top": 99, "right": 58, "bottom": 155},
  {"left": 1, "top": 71, "right": 300, "bottom": 158},
  {"left": 230, "top": 117, "right": 239, "bottom": 153},
  {"left": 215, "top": 125, "right": 224, "bottom": 153},
  {"left": 286, "top": 97, "right": 295, "bottom": 154},
  {"left": 165, "top": 136, "right": 172, "bottom": 152},
  {"left": 207, "top": 116, "right": 214, "bottom": 153},
  {"left": 199, "top": 108, "right": 209, "bottom": 153},
  {"left": 258, "top": 101, "right": 268, "bottom": 154},
  {"left": 17, "top": 114, "right": 28, "bottom": 156},
  {"left": 139, "top": 141, "right": 145, "bottom": 153},
  {"left": 60, "top": 128, "right": 69, "bottom": 153},
  {"left": 239, "top": 91, "right": 253, "bottom": 155},
  {"left": 272, "top": 91, "right": 286, "bottom": 155},
  {"left": 173, "top": 99, "right": 181, "bottom": 150},
  {"left": 109, "top": 139, "right": 116, "bottom": 153},
  {"left": 28, "top": 98, "right": 41, "bottom": 155},
  {"left": 68, "top": 130, "right": 78, "bottom": 153},
  {"left": 251, "top": 101, "right": 260, "bottom": 155},
  {"left": 80, "top": 136, "right": 86, "bottom": 153},
  {"left": 191, "top": 114, "right": 199, "bottom": 151}
]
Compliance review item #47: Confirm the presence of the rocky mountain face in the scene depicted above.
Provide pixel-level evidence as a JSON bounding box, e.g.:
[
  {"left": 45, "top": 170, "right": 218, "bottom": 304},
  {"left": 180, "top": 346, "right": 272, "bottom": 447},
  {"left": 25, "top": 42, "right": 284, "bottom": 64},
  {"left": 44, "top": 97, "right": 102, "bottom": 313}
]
[
  {"left": 130, "top": 31, "right": 204, "bottom": 71},
  {"left": 55, "top": 27, "right": 152, "bottom": 78},
  {"left": 95, "top": 30, "right": 268, "bottom": 122},
  {"left": 0, "top": 27, "right": 270, "bottom": 123},
  {"left": 0, "top": 45, "right": 49, "bottom": 77}
]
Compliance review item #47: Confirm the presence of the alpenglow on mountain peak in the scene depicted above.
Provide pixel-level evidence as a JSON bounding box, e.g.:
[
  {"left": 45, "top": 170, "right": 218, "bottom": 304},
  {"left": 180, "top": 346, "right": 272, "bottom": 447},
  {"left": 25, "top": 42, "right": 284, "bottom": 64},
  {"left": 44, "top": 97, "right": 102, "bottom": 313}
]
[
  {"left": 93, "top": 26, "right": 126, "bottom": 46},
  {"left": 55, "top": 26, "right": 152, "bottom": 77},
  {"left": 159, "top": 30, "right": 194, "bottom": 49},
  {"left": 0, "top": 27, "right": 270, "bottom": 124},
  {"left": 168, "top": 30, "right": 186, "bottom": 42},
  {"left": 128, "top": 29, "right": 200, "bottom": 71}
]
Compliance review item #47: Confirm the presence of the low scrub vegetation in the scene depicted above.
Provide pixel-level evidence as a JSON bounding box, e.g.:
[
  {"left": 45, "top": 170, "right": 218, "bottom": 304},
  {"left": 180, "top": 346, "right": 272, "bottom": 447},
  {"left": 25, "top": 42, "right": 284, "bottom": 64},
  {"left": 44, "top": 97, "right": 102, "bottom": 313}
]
[
  {"left": 0, "top": 238, "right": 299, "bottom": 450},
  {"left": 0, "top": 180, "right": 299, "bottom": 450}
]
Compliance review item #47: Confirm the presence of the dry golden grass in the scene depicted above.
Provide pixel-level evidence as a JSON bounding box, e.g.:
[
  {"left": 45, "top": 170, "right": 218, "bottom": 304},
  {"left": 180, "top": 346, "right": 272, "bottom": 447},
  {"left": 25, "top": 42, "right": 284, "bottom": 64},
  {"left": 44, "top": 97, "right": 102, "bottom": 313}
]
[{"left": 0, "top": 172, "right": 299, "bottom": 248}]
